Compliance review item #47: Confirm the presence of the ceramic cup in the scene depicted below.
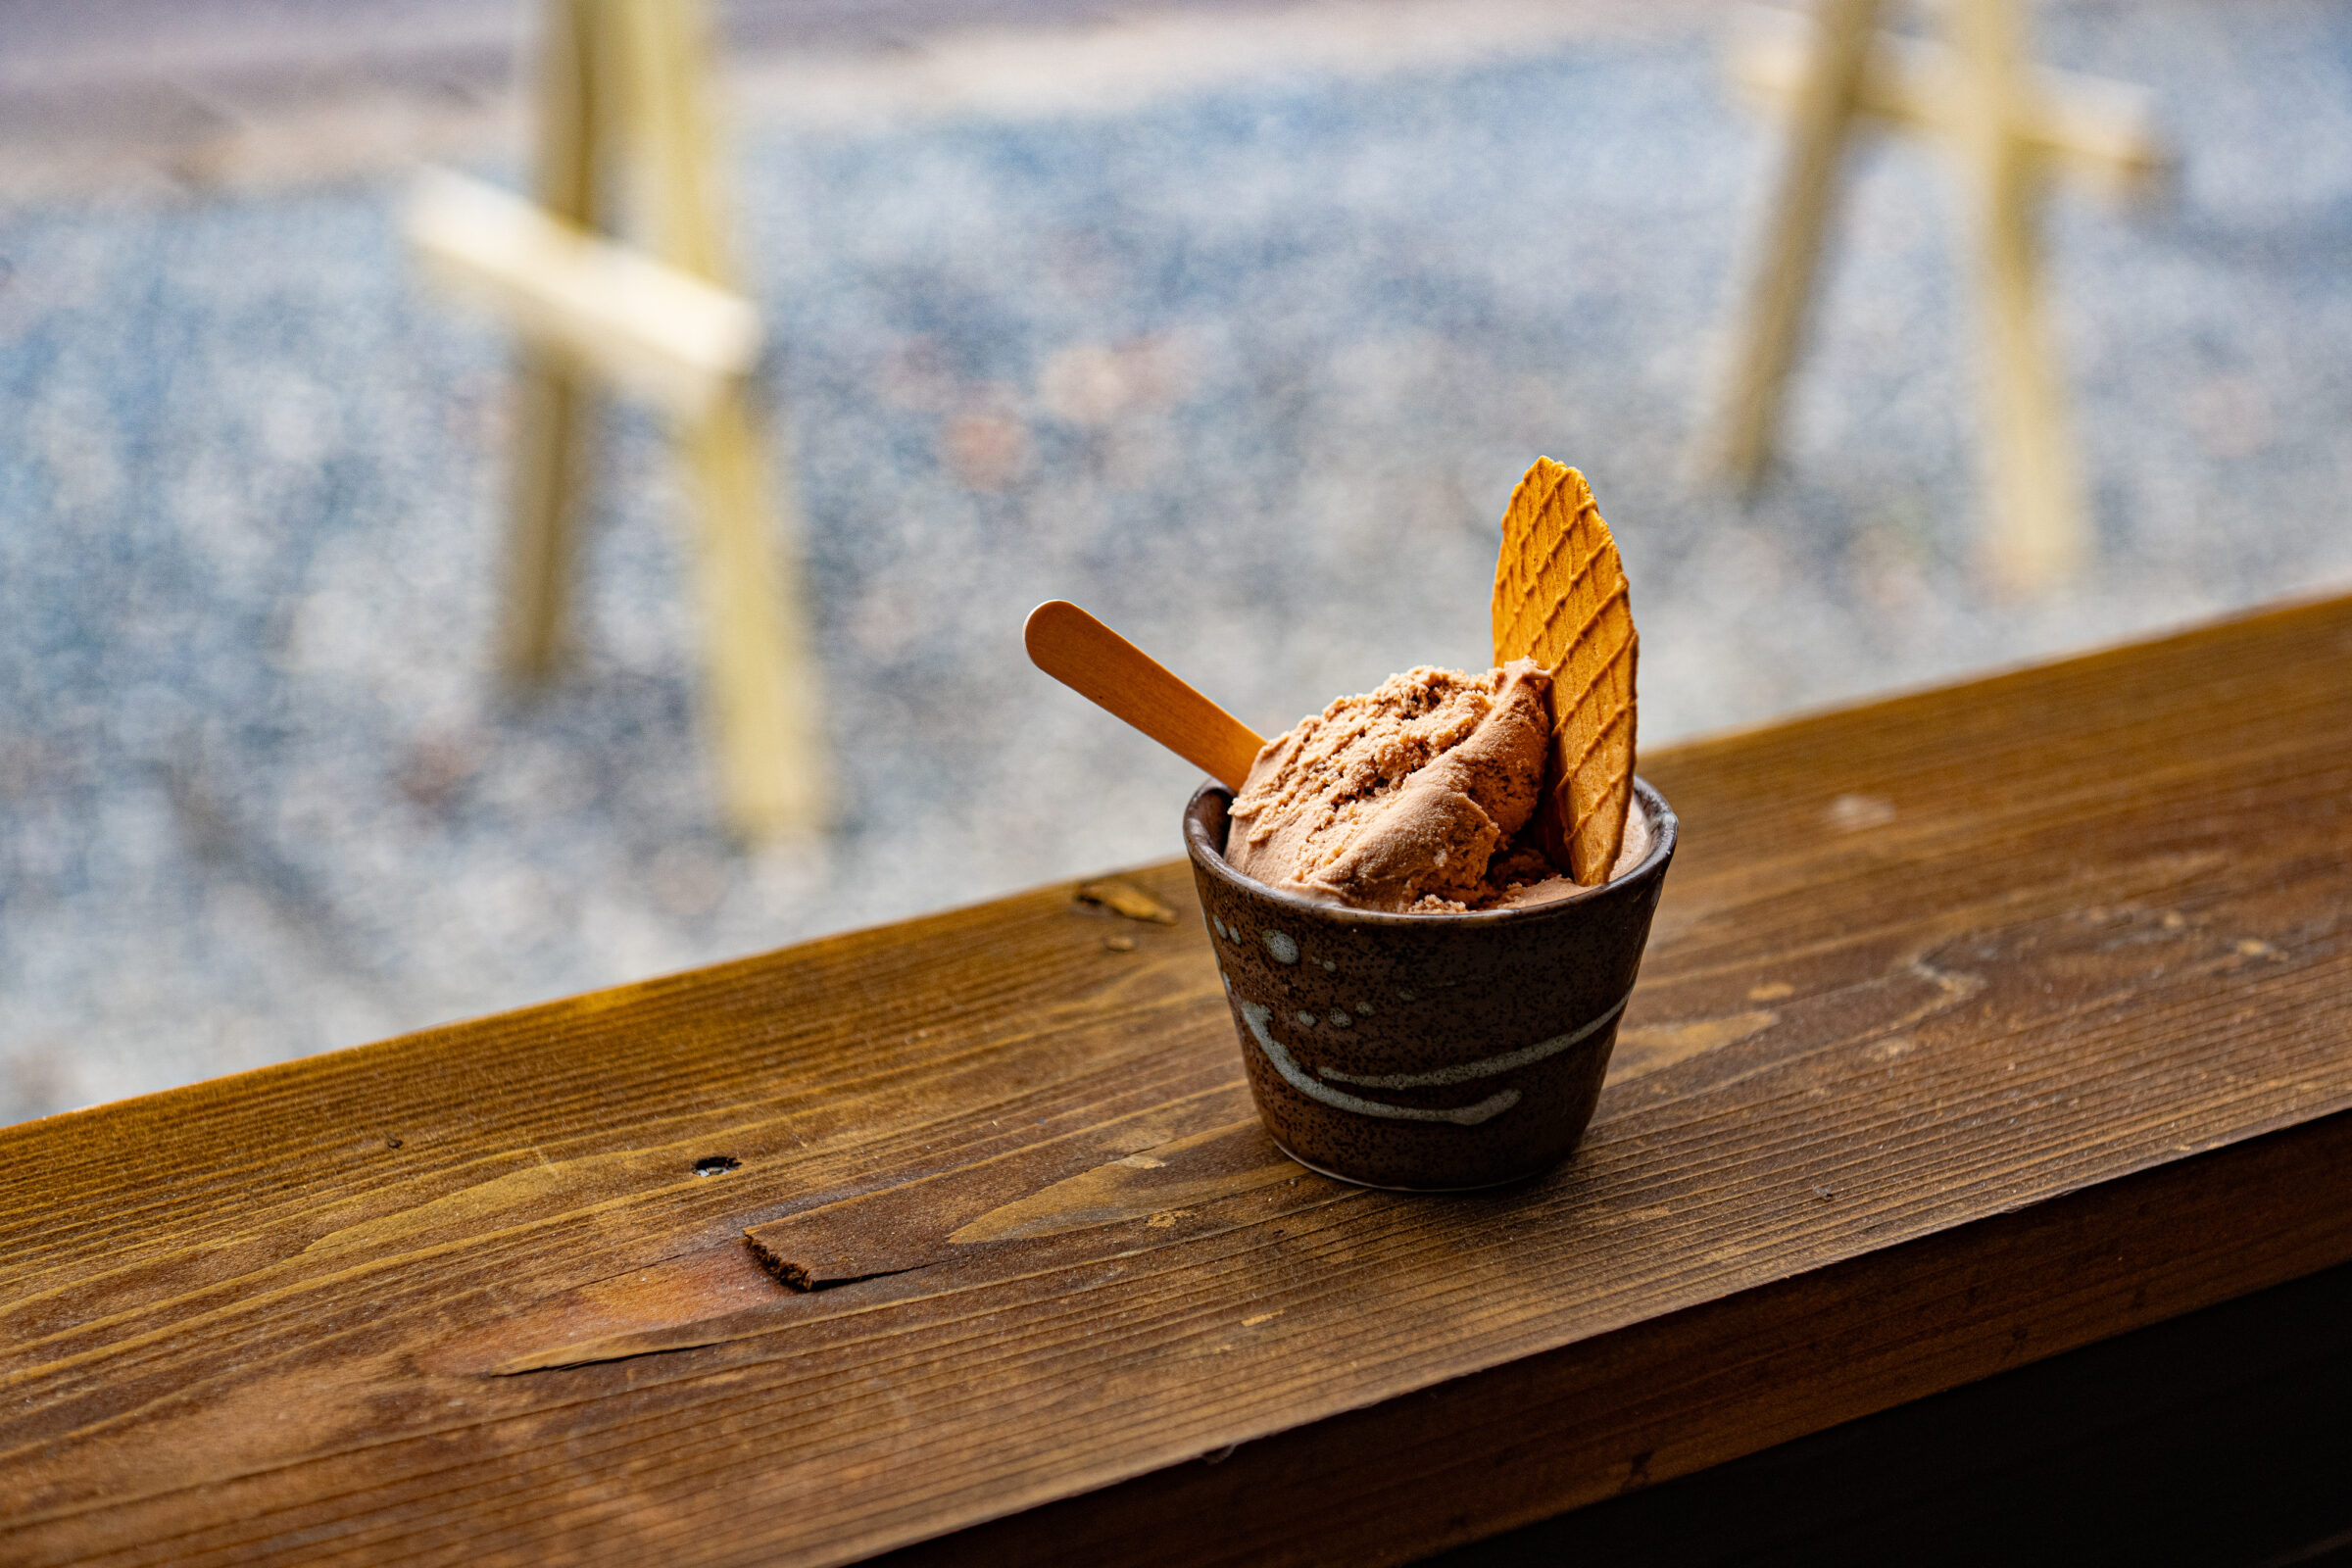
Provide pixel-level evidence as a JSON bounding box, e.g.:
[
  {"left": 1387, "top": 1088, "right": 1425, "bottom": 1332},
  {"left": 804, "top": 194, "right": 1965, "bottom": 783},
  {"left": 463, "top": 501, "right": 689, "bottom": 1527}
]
[{"left": 1183, "top": 778, "right": 1677, "bottom": 1191}]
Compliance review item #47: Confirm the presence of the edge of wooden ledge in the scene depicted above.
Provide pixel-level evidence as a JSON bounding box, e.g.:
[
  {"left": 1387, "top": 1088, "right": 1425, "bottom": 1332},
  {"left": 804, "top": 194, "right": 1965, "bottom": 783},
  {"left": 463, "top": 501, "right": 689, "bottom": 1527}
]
[{"left": 885, "top": 1107, "right": 2352, "bottom": 1568}]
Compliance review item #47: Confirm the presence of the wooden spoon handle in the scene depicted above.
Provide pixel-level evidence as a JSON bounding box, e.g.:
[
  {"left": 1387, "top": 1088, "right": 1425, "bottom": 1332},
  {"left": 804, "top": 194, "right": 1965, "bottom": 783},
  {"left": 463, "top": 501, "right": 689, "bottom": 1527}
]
[{"left": 1023, "top": 601, "right": 1266, "bottom": 792}]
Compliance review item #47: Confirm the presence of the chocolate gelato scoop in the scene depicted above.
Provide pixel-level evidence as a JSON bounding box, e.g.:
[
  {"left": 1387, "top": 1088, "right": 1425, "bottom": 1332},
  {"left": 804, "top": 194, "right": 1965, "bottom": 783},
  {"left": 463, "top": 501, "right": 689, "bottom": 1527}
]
[{"left": 1226, "top": 661, "right": 1553, "bottom": 911}]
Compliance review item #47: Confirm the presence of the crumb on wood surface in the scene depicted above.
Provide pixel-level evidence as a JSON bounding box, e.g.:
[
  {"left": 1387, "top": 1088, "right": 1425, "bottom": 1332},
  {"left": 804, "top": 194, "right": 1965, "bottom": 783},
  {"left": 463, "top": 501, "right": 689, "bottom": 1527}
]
[{"left": 1076, "top": 879, "right": 1178, "bottom": 923}]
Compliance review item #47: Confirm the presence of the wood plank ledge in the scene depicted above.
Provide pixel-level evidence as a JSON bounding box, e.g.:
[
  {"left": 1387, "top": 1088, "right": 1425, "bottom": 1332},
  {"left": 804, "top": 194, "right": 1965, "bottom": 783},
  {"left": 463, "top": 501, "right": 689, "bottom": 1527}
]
[{"left": 4, "top": 593, "right": 2349, "bottom": 1566}]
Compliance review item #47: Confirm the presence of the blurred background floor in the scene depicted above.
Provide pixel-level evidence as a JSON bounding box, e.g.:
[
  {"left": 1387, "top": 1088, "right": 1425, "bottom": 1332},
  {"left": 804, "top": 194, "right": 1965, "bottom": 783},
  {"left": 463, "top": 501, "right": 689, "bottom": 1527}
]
[{"left": 3, "top": 0, "right": 2349, "bottom": 1123}]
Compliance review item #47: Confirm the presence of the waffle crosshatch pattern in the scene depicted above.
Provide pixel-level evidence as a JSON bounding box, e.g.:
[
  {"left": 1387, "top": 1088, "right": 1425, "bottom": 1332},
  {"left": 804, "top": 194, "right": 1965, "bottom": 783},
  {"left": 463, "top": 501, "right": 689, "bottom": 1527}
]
[{"left": 1492, "top": 460, "right": 1637, "bottom": 885}]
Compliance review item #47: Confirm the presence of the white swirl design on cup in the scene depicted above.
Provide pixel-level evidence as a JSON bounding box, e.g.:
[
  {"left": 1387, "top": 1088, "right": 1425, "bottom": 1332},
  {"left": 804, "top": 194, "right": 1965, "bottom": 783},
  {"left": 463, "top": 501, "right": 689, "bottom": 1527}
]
[
  {"left": 1314, "top": 995, "right": 1629, "bottom": 1089},
  {"left": 1231, "top": 988, "right": 1633, "bottom": 1126},
  {"left": 1238, "top": 1002, "right": 1519, "bottom": 1124}
]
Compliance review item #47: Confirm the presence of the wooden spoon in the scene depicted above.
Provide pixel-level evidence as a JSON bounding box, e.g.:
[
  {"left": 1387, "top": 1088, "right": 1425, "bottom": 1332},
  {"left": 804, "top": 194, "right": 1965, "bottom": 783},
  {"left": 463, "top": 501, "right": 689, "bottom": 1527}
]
[{"left": 1023, "top": 601, "right": 1266, "bottom": 791}]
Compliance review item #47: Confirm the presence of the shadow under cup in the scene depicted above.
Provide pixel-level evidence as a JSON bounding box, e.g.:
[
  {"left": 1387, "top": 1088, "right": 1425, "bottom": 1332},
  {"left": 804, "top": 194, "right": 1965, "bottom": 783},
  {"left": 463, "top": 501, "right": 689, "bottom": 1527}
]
[{"left": 1184, "top": 779, "right": 1678, "bottom": 1191}]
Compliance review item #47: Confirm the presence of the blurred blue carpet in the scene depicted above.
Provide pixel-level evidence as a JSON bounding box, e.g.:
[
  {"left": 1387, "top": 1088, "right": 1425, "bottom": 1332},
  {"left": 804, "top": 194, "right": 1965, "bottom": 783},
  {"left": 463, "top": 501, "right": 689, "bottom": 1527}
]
[{"left": 4, "top": 1, "right": 2350, "bottom": 1120}]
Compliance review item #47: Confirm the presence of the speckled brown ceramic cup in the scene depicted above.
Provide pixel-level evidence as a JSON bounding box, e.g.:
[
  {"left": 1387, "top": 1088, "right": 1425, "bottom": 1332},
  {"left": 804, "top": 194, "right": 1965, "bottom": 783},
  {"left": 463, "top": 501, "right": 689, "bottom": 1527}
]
[{"left": 1184, "top": 778, "right": 1676, "bottom": 1191}]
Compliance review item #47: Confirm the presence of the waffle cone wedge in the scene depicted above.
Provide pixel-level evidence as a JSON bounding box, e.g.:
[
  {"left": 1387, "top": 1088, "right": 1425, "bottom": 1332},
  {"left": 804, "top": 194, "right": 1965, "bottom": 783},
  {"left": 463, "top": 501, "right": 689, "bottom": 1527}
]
[{"left": 1491, "top": 458, "right": 1638, "bottom": 884}]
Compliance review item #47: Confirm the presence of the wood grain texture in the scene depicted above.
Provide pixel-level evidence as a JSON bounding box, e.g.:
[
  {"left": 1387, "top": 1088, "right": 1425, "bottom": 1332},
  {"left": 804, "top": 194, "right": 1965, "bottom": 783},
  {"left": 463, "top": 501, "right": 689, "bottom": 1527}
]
[
  {"left": 7, "top": 594, "right": 2352, "bottom": 1568},
  {"left": 1490, "top": 458, "right": 1637, "bottom": 882},
  {"left": 903, "top": 1106, "right": 2352, "bottom": 1568}
]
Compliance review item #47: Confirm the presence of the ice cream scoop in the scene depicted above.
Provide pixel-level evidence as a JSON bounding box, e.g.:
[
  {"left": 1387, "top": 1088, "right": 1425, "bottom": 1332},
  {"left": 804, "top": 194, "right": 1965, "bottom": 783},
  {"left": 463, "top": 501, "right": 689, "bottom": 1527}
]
[
  {"left": 1225, "top": 662, "right": 1553, "bottom": 911},
  {"left": 1024, "top": 606, "right": 1622, "bottom": 910}
]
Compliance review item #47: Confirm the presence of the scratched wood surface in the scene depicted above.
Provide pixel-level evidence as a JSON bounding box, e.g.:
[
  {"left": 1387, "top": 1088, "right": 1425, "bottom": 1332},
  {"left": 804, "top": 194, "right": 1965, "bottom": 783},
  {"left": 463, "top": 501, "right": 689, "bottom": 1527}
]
[{"left": 5, "top": 595, "right": 2352, "bottom": 1567}]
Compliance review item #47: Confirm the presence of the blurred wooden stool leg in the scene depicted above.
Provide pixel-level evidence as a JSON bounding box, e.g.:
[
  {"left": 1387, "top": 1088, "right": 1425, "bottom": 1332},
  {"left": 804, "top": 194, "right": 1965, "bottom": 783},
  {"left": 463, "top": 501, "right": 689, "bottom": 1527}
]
[
  {"left": 1712, "top": 0, "right": 2156, "bottom": 593},
  {"left": 503, "top": 0, "right": 607, "bottom": 688},
  {"left": 504, "top": 365, "right": 595, "bottom": 686},
  {"left": 1953, "top": 0, "right": 2086, "bottom": 594},
  {"left": 615, "top": 0, "right": 826, "bottom": 836},
  {"left": 1710, "top": 0, "right": 1883, "bottom": 491},
  {"left": 680, "top": 397, "right": 825, "bottom": 835},
  {"left": 420, "top": 0, "right": 825, "bottom": 834}
]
